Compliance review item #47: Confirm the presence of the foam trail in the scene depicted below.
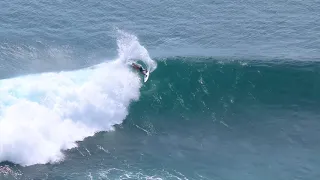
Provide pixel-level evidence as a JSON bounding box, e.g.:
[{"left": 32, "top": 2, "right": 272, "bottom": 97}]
[{"left": 0, "top": 31, "right": 156, "bottom": 166}]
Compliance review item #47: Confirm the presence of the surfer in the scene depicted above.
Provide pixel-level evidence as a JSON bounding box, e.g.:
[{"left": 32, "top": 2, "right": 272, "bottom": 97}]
[{"left": 131, "top": 62, "right": 148, "bottom": 75}]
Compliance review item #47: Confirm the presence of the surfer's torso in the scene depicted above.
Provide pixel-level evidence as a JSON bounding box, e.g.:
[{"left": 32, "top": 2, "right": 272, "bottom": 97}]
[{"left": 132, "top": 63, "right": 147, "bottom": 75}]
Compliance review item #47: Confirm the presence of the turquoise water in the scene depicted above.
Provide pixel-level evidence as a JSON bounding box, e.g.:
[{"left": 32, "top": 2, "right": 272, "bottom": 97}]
[{"left": 0, "top": 0, "right": 320, "bottom": 179}]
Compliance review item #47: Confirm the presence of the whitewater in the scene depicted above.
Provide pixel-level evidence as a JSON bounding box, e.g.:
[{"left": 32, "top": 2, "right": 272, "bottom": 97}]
[{"left": 0, "top": 31, "right": 157, "bottom": 166}]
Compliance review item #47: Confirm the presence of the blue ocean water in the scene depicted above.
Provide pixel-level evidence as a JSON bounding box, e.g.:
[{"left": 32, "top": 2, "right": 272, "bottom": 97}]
[{"left": 0, "top": 0, "right": 320, "bottom": 179}]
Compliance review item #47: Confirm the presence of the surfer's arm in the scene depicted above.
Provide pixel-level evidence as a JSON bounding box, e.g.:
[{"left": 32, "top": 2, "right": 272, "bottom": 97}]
[{"left": 131, "top": 63, "right": 140, "bottom": 70}]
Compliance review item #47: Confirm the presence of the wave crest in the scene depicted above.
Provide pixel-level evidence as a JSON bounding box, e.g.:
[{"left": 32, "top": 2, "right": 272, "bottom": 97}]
[{"left": 0, "top": 31, "right": 156, "bottom": 166}]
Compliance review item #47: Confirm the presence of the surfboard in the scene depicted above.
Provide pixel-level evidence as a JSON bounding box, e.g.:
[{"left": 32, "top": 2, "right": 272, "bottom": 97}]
[{"left": 144, "top": 71, "right": 150, "bottom": 83}]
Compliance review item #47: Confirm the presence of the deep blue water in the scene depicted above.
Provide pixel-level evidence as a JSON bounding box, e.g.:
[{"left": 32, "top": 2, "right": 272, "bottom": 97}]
[{"left": 0, "top": 0, "right": 319, "bottom": 179}]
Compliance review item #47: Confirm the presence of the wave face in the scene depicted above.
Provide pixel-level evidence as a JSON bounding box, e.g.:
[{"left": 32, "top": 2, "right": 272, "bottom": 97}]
[
  {"left": 128, "top": 58, "right": 320, "bottom": 128},
  {"left": 0, "top": 31, "right": 157, "bottom": 166}
]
